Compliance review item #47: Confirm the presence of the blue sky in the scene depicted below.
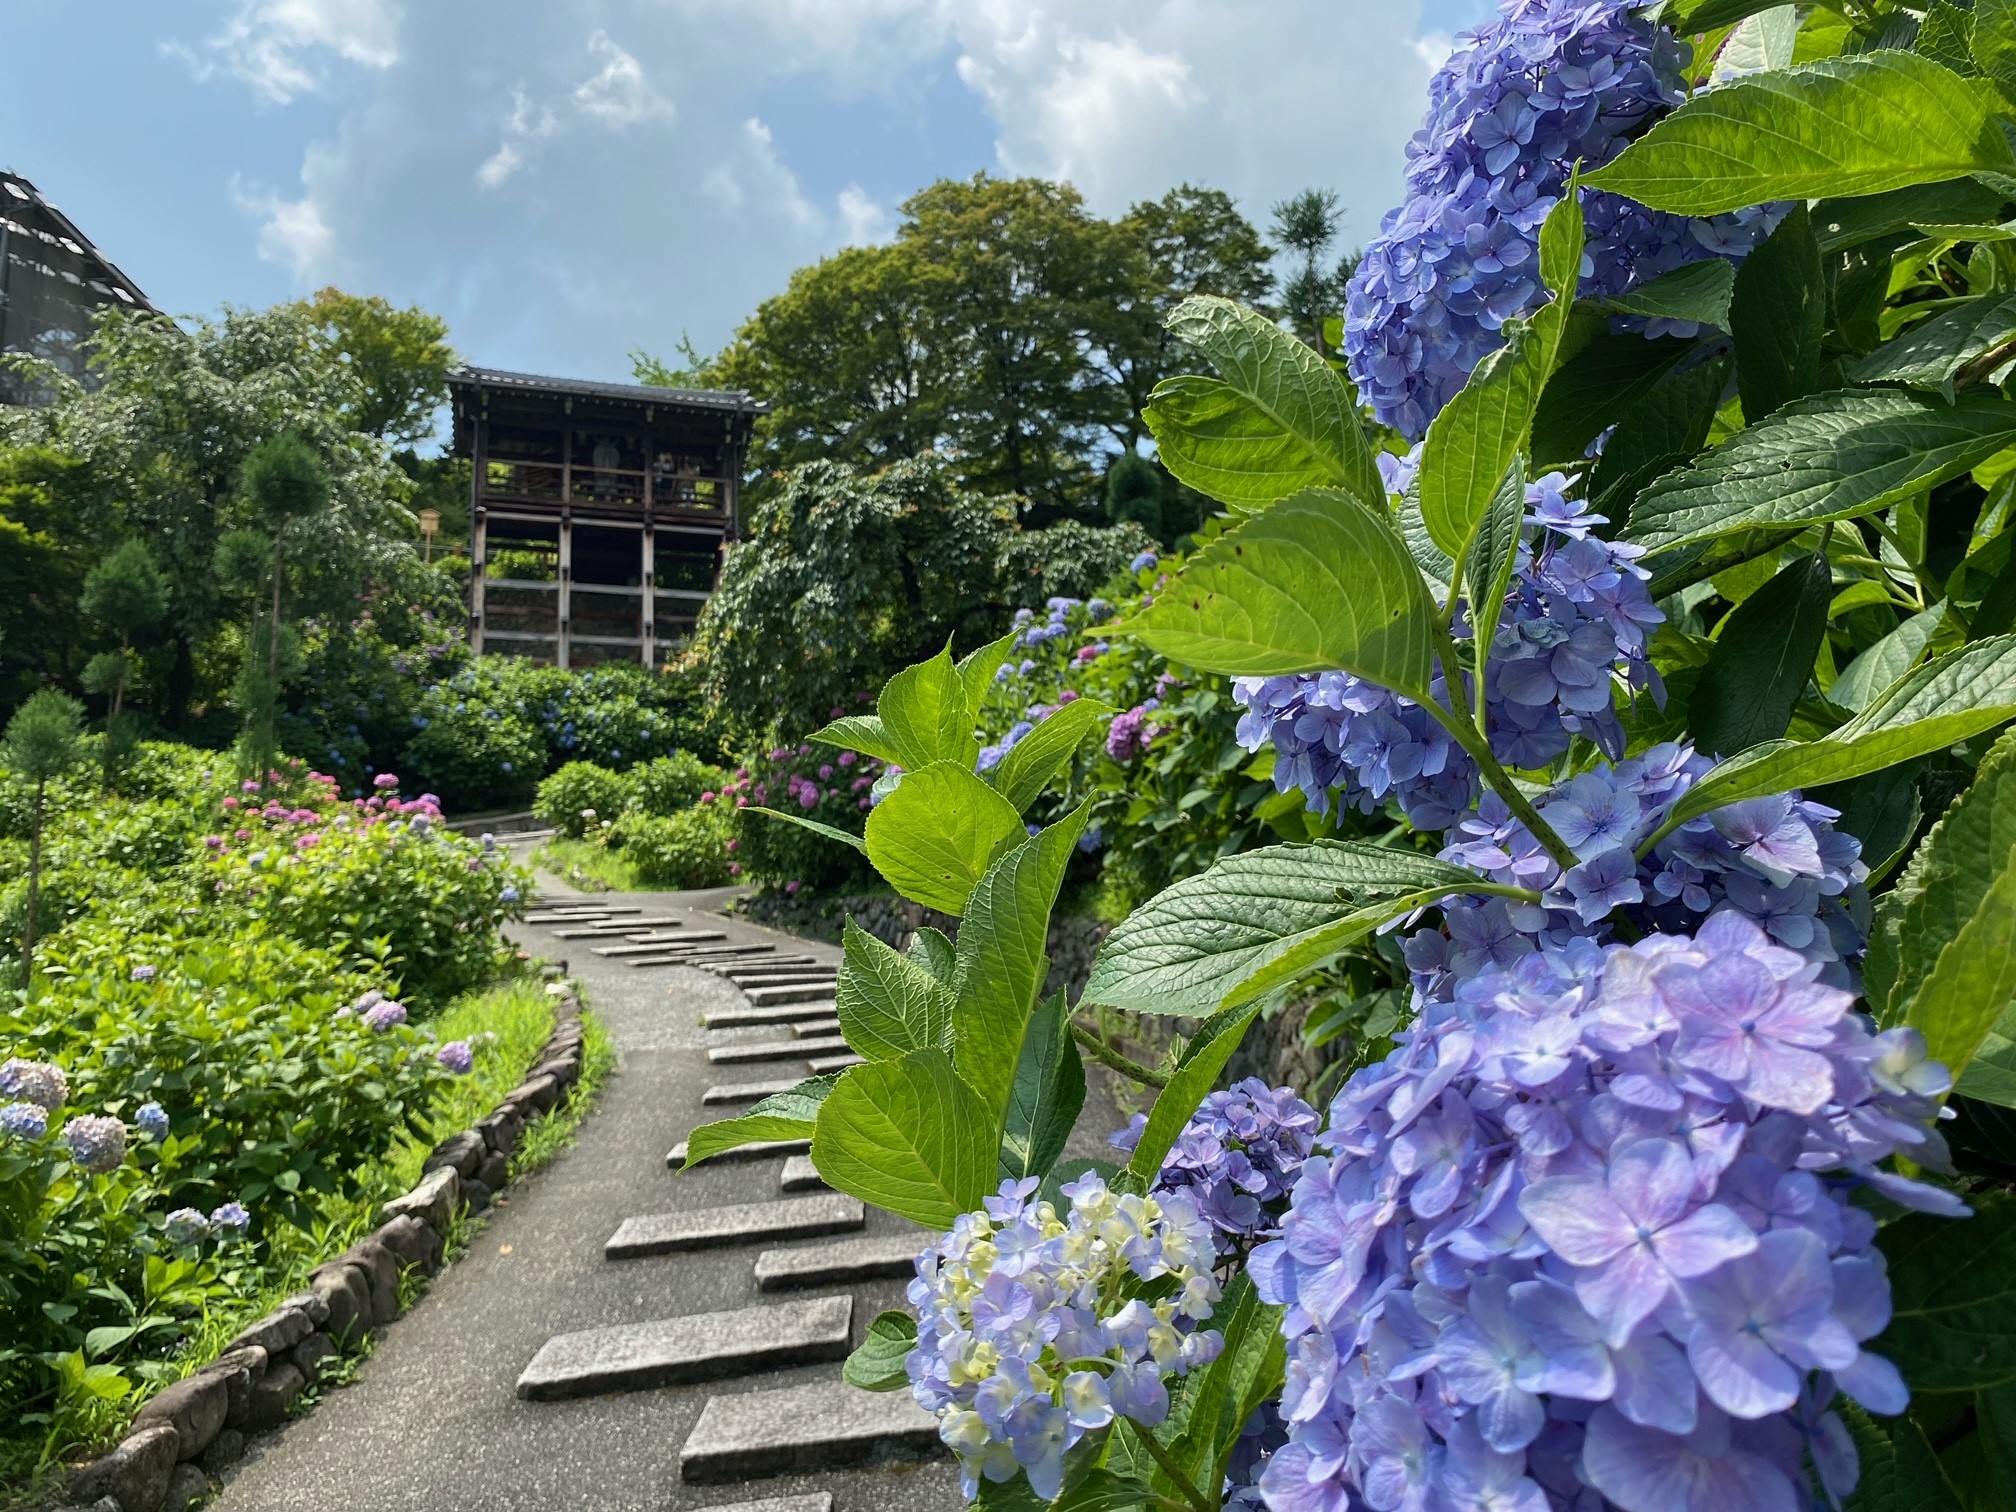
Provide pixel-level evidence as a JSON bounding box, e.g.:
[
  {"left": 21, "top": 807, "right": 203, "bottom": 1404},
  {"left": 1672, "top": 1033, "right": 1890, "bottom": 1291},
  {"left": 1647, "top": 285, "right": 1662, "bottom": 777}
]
[{"left": 5, "top": 0, "right": 1498, "bottom": 387}]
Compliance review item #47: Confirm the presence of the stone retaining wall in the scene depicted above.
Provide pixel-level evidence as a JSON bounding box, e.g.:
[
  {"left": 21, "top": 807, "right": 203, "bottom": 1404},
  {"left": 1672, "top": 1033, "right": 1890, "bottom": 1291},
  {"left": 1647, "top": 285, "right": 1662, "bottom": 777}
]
[{"left": 57, "top": 986, "right": 590, "bottom": 1512}]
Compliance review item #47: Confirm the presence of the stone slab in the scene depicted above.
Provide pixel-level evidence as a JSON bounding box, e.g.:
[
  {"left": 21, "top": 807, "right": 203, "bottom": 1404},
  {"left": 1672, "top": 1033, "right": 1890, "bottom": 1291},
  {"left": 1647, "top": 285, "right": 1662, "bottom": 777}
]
[
  {"left": 702, "top": 1002, "right": 842, "bottom": 1029},
  {"left": 679, "top": 1378, "right": 943, "bottom": 1483},
  {"left": 515, "top": 1295, "right": 853, "bottom": 1402},
  {"left": 707, "top": 1035, "right": 849, "bottom": 1065},
  {"left": 779, "top": 1155, "right": 827, "bottom": 1192},
  {"left": 605, "top": 1194, "right": 864, "bottom": 1258},
  {"left": 523, "top": 910, "right": 612, "bottom": 923},
  {"left": 807, "top": 1054, "right": 866, "bottom": 1075},
  {"left": 720, "top": 974, "right": 840, "bottom": 990},
  {"left": 746, "top": 983, "right": 843, "bottom": 1007},
  {"left": 753, "top": 1232, "right": 925, "bottom": 1291},
  {"left": 665, "top": 1136, "right": 810, "bottom": 1169},
  {"left": 592, "top": 941, "right": 702, "bottom": 957},
  {"left": 700, "top": 1496, "right": 832, "bottom": 1512},
  {"left": 789, "top": 1017, "right": 843, "bottom": 1038},
  {"left": 552, "top": 924, "right": 645, "bottom": 939},
  {"left": 703, "top": 1076, "right": 815, "bottom": 1105}
]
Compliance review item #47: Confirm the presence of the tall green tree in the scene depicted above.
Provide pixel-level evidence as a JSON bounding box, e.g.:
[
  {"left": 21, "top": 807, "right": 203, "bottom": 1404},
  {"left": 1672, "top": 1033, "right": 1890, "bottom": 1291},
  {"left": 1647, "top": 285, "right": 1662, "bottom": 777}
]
[
  {"left": 307, "top": 288, "right": 456, "bottom": 446},
  {"left": 0, "top": 448, "right": 93, "bottom": 709},
  {"left": 224, "top": 432, "right": 333, "bottom": 774},
  {"left": 4, "top": 690, "right": 82, "bottom": 994},
  {"left": 1271, "top": 187, "right": 1348, "bottom": 354}
]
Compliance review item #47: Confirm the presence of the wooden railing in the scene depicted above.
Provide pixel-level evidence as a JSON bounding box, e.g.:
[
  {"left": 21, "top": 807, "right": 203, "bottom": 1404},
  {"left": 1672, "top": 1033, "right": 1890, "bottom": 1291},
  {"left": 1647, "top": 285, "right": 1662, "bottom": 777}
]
[{"left": 481, "top": 460, "right": 727, "bottom": 513}]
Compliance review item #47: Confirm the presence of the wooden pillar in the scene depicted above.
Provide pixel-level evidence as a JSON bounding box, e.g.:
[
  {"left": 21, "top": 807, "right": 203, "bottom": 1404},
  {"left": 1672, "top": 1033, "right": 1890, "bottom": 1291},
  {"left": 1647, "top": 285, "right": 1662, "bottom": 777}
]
[
  {"left": 640, "top": 524, "right": 656, "bottom": 669},
  {"left": 557, "top": 512, "right": 572, "bottom": 670},
  {"left": 470, "top": 510, "right": 488, "bottom": 657}
]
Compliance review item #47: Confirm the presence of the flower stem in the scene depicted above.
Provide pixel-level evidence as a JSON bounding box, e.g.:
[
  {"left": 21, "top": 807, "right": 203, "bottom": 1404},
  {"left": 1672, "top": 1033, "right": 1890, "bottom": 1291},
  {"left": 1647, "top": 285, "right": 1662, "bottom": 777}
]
[
  {"left": 1133, "top": 1422, "right": 1218, "bottom": 1512},
  {"left": 1070, "top": 1019, "right": 1168, "bottom": 1089}
]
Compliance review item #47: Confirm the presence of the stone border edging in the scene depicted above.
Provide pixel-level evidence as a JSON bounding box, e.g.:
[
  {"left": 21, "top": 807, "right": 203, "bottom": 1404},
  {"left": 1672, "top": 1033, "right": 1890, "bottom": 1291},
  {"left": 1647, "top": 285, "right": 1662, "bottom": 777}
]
[{"left": 60, "top": 986, "right": 590, "bottom": 1512}]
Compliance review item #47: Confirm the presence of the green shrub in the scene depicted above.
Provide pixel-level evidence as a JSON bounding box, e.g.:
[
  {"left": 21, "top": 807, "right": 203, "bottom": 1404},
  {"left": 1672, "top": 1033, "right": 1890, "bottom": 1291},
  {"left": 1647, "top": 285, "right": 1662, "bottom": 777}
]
[
  {"left": 625, "top": 750, "right": 729, "bottom": 816},
  {"left": 402, "top": 677, "right": 545, "bottom": 812},
  {"left": 533, "top": 761, "right": 631, "bottom": 838},
  {"left": 616, "top": 805, "right": 733, "bottom": 888}
]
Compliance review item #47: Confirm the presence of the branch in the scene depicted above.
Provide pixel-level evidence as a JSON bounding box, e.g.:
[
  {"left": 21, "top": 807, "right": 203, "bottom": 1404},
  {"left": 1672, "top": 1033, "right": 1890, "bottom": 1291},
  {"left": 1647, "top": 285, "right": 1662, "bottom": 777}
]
[{"left": 1069, "top": 1019, "right": 1167, "bottom": 1089}]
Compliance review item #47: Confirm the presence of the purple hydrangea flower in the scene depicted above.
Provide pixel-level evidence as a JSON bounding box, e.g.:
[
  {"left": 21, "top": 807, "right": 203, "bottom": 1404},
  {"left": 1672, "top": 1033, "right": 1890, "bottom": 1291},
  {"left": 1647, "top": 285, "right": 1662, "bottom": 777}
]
[
  {"left": 1106, "top": 707, "right": 1157, "bottom": 763},
  {"left": 1129, "top": 1079, "right": 1320, "bottom": 1245},
  {"left": 908, "top": 1174, "right": 1223, "bottom": 1500},
  {"left": 1, "top": 1101, "right": 49, "bottom": 1140},
  {"left": 164, "top": 1208, "right": 209, "bottom": 1246},
  {"left": 437, "top": 1040, "right": 474, "bottom": 1075},
  {"left": 362, "top": 1000, "right": 408, "bottom": 1032},
  {"left": 135, "top": 1102, "right": 170, "bottom": 1141},
  {"left": 1250, "top": 912, "right": 1960, "bottom": 1512},
  {"left": 0, "top": 1058, "right": 69, "bottom": 1112},
  {"left": 130, "top": 965, "right": 157, "bottom": 983},
  {"left": 1344, "top": 0, "right": 1782, "bottom": 437},
  {"left": 62, "top": 1115, "right": 128, "bottom": 1174},
  {"left": 210, "top": 1201, "right": 252, "bottom": 1231}
]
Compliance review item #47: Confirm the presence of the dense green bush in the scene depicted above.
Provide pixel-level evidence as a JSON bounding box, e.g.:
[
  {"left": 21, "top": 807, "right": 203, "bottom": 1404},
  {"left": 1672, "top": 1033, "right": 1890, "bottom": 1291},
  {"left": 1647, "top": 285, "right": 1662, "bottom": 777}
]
[
  {"left": 615, "top": 805, "right": 733, "bottom": 888},
  {"left": 723, "top": 742, "right": 884, "bottom": 892},
  {"left": 533, "top": 761, "right": 632, "bottom": 839},
  {"left": 624, "top": 749, "right": 729, "bottom": 816}
]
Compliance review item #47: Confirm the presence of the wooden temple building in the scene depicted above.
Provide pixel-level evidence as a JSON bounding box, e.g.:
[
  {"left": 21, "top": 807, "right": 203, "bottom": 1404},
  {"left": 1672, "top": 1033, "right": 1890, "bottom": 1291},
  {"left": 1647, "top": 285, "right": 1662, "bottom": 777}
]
[{"left": 446, "top": 367, "right": 767, "bottom": 667}]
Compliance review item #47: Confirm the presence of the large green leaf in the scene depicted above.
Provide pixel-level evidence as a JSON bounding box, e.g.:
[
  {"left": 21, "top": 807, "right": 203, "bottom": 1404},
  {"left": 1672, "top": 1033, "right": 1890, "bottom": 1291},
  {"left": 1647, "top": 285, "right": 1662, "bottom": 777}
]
[
  {"left": 810, "top": 1051, "right": 992, "bottom": 1228},
  {"left": 1623, "top": 389, "right": 2016, "bottom": 554},
  {"left": 1812, "top": 179, "right": 2009, "bottom": 254},
  {"left": 1418, "top": 191, "right": 1584, "bottom": 559},
  {"left": 1164, "top": 1275, "right": 1287, "bottom": 1495},
  {"left": 1730, "top": 204, "right": 1823, "bottom": 422},
  {"left": 1868, "top": 727, "right": 2016, "bottom": 1021},
  {"left": 679, "top": 1076, "right": 836, "bottom": 1169},
  {"left": 1688, "top": 548, "right": 1832, "bottom": 757},
  {"left": 1116, "top": 490, "right": 1437, "bottom": 697},
  {"left": 1921, "top": 0, "right": 1980, "bottom": 78},
  {"left": 1841, "top": 1403, "right": 1968, "bottom": 1512},
  {"left": 835, "top": 919, "right": 955, "bottom": 1060},
  {"left": 1973, "top": 0, "right": 2016, "bottom": 100},
  {"left": 1531, "top": 333, "right": 1701, "bottom": 465},
  {"left": 1604, "top": 258, "right": 1735, "bottom": 329},
  {"left": 1127, "top": 1000, "right": 1264, "bottom": 1182},
  {"left": 843, "top": 1310, "right": 917, "bottom": 1391},
  {"left": 863, "top": 760, "right": 1025, "bottom": 915},
  {"left": 952, "top": 805, "right": 1089, "bottom": 1127},
  {"left": 1830, "top": 604, "right": 1946, "bottom": 713},
  {"left": 956, "top": 630, "right": 1022, "bottom": 723},
  {"left": 1854, "top": 292, "right": 2016, "bottom": 401},
  {"left": 998, "top": 990, "right": 1084, "bottom": 1182},
  {"left": 1588, "top": 352, "right": 1731, "bottom": 519},
  {"left": 1144, "top": 295, "right": 1384, "bottom": 512},
  {"left": 808, "top": 713, "right": 906, "bottom": 766},
  {"left": 990, "top": 697, "right": 1112, "bottom": 814},
  {"left": 1661, "top": 637, "right": 2016, "bottom": 829},
  {"left": 1876, "top": 1191, "right": 2016, "bottom": 1391},
  {"left": 1664, "top": 0, "right": 1797, "bottom": 27},
  {"left": 1083, "top": 841, "right": 1484, "bottom": 1017},
  {"left": 1901, "top": 847, "right": 2016, "bottom": 1082},
  {"left": 1585, "top": 53, "right": 2015, "bottom": 215},
  {"left": 877, "top": 645, "right": 978, "bottom": 769}
]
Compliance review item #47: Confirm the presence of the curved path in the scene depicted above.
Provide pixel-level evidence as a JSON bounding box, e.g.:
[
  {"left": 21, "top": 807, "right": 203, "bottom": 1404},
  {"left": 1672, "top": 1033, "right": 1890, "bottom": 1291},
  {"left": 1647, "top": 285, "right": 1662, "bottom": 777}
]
[{"left": 211, "top": 875, "right": 961, "bottom": 1512}]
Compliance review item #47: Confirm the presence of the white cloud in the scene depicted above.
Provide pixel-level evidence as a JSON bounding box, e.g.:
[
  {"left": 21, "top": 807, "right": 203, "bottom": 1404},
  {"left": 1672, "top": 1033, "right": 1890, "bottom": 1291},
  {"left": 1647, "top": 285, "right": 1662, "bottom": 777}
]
[
  {"left": 573, "top": 30, "right": 674, "bottom": 126},
  {"left": 171, "top": 0, "right": 401, "bottom": 105},
  {"left": 704, "top": 119, "right": 822, "bottom": 234},
  {"left": 474, "top": 90, "right": 558, "bottom": 189},
  {"left": 230, "top": 174, "right": 337, "bottom": 279},
  {"left": 474, "top": 142, "right": 524, "bottom": 190},
  {"left": 837, "top": 184, "right": 889, "bottom": 246}
]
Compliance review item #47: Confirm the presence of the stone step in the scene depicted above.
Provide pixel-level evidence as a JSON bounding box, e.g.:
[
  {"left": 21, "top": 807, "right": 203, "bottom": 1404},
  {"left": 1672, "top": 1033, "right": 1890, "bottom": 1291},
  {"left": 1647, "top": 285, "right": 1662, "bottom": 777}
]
[
  {"left": 790, "top": 1018, "right": 842, "bottom": 1038},
  {"left": 707, "top": 1035, "right": 849, "bottom": 1066},
  {"left": 606, "top": 1194, "right": 864, "bottom": 1258},
  {"left": 593, "top": 940, "right": 708, "bottom": 957},
  {"left": 665, "top": 1136, "right": 810, "bottom": 1170},
  {"left": 702, "top": 1003, "right": 842, "bottom": 1030},
  {"left": 703, "top": 1076, "right": 811, "bottom": 1106},
  {"left": 516, "top": 1295, "right": 853, "bottom": 1402},
  {"left": 718, "top": 956, "right": 827, "bottom": 973},
  {"left": 753, "top": 1232, "right": 923, "bottom": 1291},
  {"left": 779, "top": 1155, "right": 826, "bottom": 1192},
  {"left": 745, "top": 983, "right": 841, "bottom": 1007},
  {"left": 807, "top": 1054, "right": 865, "bottom": 1075},
  {"left": 553, "top": 925, "right": 645, "bottom": 939},
  {"left": 721, "top": 974, "right": 839, "bottom": 990},
  {"left": 525, "top": 912, "right": 611, "bottom": 925},
  {"left": 720, "top": 969, "right": 835, "bottom": 985},
  {"left": 633, "top": 942, "right": 772, "bottom": 962},
  {"left": 679, "top": 1378, "right": 942, "bottom": 1484}
]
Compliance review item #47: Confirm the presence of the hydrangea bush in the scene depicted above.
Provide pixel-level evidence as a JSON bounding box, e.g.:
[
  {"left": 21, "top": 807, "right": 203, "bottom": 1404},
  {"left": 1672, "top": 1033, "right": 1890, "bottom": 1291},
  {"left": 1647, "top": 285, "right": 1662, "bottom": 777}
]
[{"left": 690, "top": 5, "right": 2016, "bottom": 1508}]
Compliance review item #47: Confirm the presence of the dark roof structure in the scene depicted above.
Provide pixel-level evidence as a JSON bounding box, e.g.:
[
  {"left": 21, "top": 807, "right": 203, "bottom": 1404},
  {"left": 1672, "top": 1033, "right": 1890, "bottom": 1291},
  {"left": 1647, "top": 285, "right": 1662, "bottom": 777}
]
[
  {"left": 446, "top": 365, "right": 768, "bottom": 416},
  {"left": 1, "top": 171, "right": 155, "bottom": 404}
]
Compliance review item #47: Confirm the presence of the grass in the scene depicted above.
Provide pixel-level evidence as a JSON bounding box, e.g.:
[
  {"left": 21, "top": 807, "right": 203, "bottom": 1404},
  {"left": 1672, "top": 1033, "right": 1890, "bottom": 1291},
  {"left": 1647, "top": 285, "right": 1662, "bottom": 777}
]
[
  {"left": 10, "top": 974, "right": 615, "bottom": 1502},
  {"left": 531, "top": 836, "right": 640, "bottom": 892}
]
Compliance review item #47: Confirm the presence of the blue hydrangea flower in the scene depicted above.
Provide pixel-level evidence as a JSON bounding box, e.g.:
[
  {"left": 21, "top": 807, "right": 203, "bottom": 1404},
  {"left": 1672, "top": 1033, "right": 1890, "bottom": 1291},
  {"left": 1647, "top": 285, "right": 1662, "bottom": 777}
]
[
  {"left": 135, "top": 1102, "right": 170, "bottom": 1141},
  {"left": 0, "top": 1058, "right": 68, "bottom": 1112},
  {"left": 908, "top": 1174, "right": 1224, "bottom": 1499},
  {"left": 1130, "top": 551, "right": 1159, "bottom": 574},
  {"left": 210, "top": 1201, "right": 252, "bottom": 1232},
  {"left": 1250, "top": 912, "right": 1958, "bottom": 1512},
  {"left": 362, "top": 1000, "right": 409, "bottom": 1032},
  {"left": 0, "top": 1101, "right": 49, "bottom": 1140},
  {"left": 164, "top": 1208, "right": 209, "bottom": 1246},
  {"left": 62, "top": 1115, "right": 128, "bottom": 1175},
  {"left": 1113, "top": 1078, "right": 1319, "bottom": 1246},
  {"left": 437, "top": 1040, "right": 474, "bottom": 1075},
  {"left": 1344, "top": 0, "right": 1783, "bottom": 437}
]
